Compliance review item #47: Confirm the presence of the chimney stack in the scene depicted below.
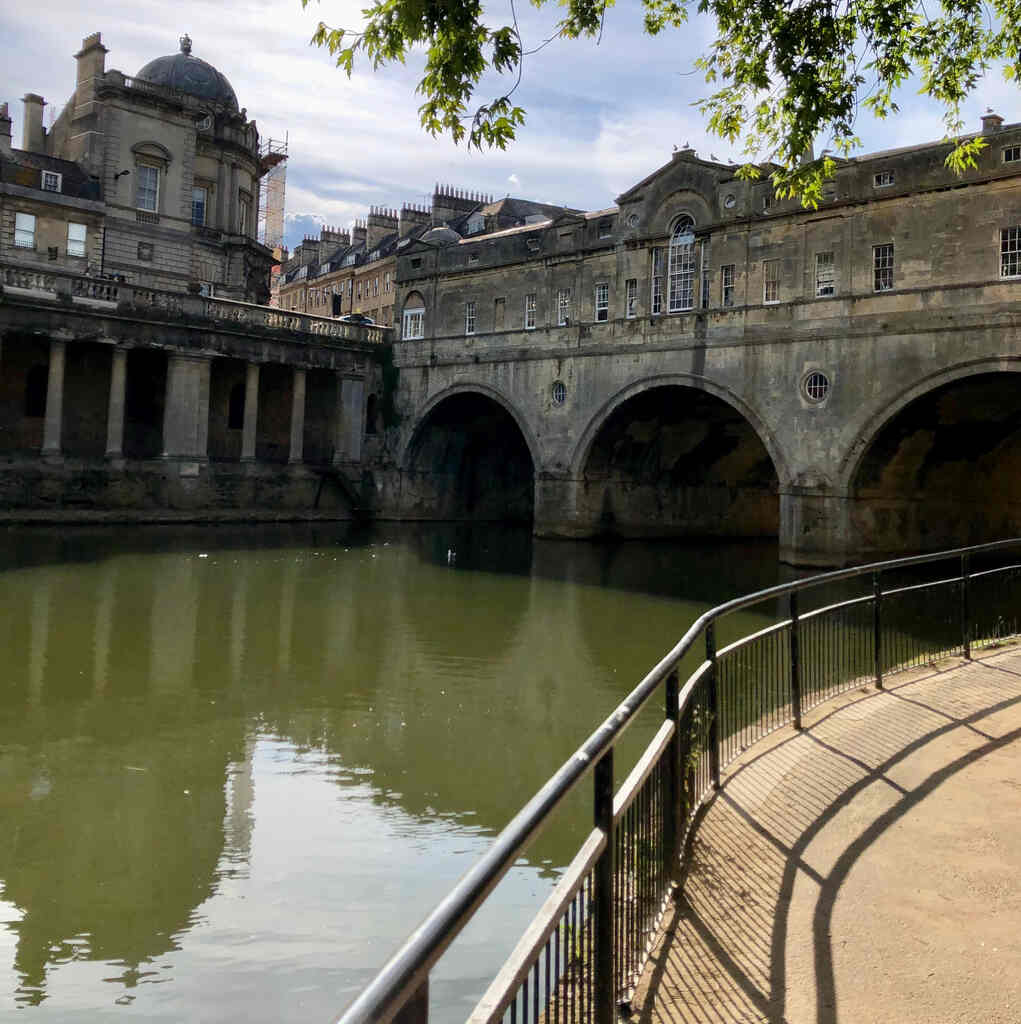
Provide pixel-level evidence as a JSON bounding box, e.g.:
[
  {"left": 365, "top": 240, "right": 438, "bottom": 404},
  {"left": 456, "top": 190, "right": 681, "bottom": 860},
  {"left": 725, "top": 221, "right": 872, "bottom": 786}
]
[
  {"left": 366, "top": 206, "right": 398, "bottom": 250},
  {"left": 399, "top": 202, "right": 431, "bottom": 239},
  {"left": 351, "top": 219, "right": 367, "bottom": 247},
  {"left": 0, "top": 102, "right": 12, "bottom": 155},
  {"left": 70, "top": 33, "right": 108, "bottom": 172},
  {"left": 21, "top": 94, "right": 46, "bottom": 153},
  {"left": 981, "top": 108, "right": 1004, "bottom": 133}
]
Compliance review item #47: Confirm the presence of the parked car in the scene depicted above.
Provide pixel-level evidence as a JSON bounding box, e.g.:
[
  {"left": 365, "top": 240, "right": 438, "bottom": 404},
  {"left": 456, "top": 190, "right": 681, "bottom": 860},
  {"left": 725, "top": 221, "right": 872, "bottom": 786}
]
[{"left": 338, "top": 313, "right": 375, "bottom": 325}]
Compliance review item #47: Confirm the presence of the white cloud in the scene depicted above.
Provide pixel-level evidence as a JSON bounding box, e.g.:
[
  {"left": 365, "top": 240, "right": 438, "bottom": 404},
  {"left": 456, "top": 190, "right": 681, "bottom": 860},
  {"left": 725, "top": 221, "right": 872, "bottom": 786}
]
[{"left": 508, "top": 173, "right": 520, "bottom": 187}]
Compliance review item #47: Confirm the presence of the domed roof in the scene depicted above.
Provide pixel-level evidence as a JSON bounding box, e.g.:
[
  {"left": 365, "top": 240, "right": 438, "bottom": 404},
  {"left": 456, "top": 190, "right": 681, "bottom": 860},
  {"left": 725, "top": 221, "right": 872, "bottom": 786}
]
[
  {"left": 135, "top": 35, "right": 239, "bottom": 112},
  {"left": 421, "top": 225, "right": 462, "bottom": 246}
]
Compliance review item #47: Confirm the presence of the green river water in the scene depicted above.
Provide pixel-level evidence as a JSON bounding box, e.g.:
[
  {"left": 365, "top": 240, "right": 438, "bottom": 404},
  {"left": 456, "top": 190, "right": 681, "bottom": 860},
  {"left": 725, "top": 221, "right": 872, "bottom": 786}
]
[{"left": 0, "top": 523, "right": 790, "bottom": 1022}]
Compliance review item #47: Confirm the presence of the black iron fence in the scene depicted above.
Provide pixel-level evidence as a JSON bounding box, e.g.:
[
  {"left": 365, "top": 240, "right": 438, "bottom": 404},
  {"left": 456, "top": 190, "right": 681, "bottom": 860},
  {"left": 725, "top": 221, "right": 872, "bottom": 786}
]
[{"left": 337, "top": 540, "right": 1021, "bottom": 1024}]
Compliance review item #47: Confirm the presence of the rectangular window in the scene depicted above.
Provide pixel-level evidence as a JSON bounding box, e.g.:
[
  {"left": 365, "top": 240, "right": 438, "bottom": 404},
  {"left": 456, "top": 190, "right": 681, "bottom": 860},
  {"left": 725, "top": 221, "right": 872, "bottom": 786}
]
[
  {"left": 373, "top": 277, "right": 379, "bottom": 296},
  {"left": 815, "top": 251, "right": 835, "bottom": 296},
  {"left": 625, "top": 278, "right": 637, "bottom": 318},
  {"left": 465, "top": 300, "right": 476, "bottom": 335},
  {"left": 599, "top": 219, "right": 612, "bottom": 238},
  {"left": 192, "top": 186, "right": 208, "bottom": 226},
  {"left": 701, "top": 270, "right": 711, "bottom": 309},
  {"left": 385, "top": 271, "right": 391, "bottom": 292},
  {"left": 721, "top": 264, "right": 735, "bottom": 307},
  {"left": 762, "top": 193, "right": 772, "bottom": 211},
  {"left": 410, "top": 257, "right": 422, "bottom": 269},
  {"left": 873, "top": 243, "right": 894, "bottom": 291},
  {"left": 41, "top": 170, "right": 62, "bottom": 193},
  {"left": 403, "top": 308, "right": 424, "bottom": 339},
  {"left": 668, "top": 234, "right": 696, "bottom": 312},
  {"left": 1001, "top": 227, "right": 1021, "bottom": 277},
  {"left": 1003, "top": 146, "right": 1021, "bottom": 163},
  {"left": 67, "top": 222, "right": 87, "bottom": 258},
  {"left": 763, "top": 259, "right": 781, "bottom": 303},
  {"left": 467, "top": 252, "right": 479, "bottom": 265},
  {"left": 557, "top": 288, "right": 571, "bottom": 325},
  {"left": 14, "top": 212, "right": 36, "bottom": 249},
  {"left": 357, "top": 281, "right": 362, "bottom": 300},
  {"left": 524, "top": 293, "right": 536, "bottom": 329},
  {"left": 651, "top": 247, "right": 664, "bottom": 314},
  {"left": 595, "top": 282, "right": 609, "bottom": 321},
  {"left": 873, "top": 170, "right": 895, "bottom": 188},
  {"left": 135, "top": 165, "right": 159, "bottom": 211}
]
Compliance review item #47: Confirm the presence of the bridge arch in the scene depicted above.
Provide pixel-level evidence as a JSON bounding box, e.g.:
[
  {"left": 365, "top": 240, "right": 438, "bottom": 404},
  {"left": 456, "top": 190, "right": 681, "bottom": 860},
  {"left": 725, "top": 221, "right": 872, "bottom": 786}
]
[
  {"left": 570, "top": 375, "right": 787, "bottom": 539},
  {"left": 399, "top": 383, "right": 538, "bottom": 523},
  {"left": 841, "top": 358, "right": 1021, "bottom": 555}
]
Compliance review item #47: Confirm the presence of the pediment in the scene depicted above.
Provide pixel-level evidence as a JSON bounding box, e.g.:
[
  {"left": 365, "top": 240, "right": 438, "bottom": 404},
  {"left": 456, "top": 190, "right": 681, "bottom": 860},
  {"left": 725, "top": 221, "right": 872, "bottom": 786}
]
[{"left": 131, "top": 140, "right": 173, "bottom": 167}]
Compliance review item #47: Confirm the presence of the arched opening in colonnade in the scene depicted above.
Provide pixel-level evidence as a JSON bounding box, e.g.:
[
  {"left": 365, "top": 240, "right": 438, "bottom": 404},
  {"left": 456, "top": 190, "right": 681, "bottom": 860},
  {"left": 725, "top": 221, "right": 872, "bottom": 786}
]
[
  {"left": 404, "top": 391, "right": 535, "bottom": 521},
  {"left": 850, "top": 371, "right": 1021, "bottom": 556},
  {"left": 578, "top": 385, "right": 779, "bottom": 538}
]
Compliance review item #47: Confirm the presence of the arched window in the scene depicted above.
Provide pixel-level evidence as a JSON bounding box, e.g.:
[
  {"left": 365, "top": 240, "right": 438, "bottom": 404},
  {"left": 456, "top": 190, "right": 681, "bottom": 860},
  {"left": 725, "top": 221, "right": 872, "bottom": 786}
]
[
  {"left": 668, "top": 215, "right": 696, "bottom": 312},
  {"left": 402, "top": 291, "right": 425, "bottom": 339}
]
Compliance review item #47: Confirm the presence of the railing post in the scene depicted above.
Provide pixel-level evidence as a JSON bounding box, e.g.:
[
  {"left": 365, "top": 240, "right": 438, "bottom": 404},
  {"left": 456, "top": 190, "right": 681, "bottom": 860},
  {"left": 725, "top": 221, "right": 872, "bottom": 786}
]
[
  {"left": 593, "top": 750, "right": 615, "bottom": 1024},
  {"left": 706, "top": 622, "right": 721, "bottom": 789},
  {"left": 393, "top": 979, "right": 428, "bottom": 1024},
  {"left": 789, "top": 591, "right": 803, "bottom": 730},
  {"left": 664, "top": 670, "right": 680, "bottom": 873},
  {"left": 873, "top": 572, "right": 884, "bottom": 690},
  {"left": 961, "top": 553, "right": 972, "bottom": 660}
]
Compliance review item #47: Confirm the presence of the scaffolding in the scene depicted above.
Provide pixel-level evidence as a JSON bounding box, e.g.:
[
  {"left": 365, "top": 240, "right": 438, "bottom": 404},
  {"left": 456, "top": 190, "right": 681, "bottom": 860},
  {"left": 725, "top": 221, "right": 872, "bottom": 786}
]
[{"left": 258, "top": 134, "right": 288, "bottom": 255}]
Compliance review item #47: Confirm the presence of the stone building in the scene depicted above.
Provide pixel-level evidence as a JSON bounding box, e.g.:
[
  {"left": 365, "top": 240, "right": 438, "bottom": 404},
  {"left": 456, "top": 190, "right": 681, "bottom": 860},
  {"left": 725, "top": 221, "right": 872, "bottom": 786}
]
[
  {"left": 387, "top": 111, "right": 1021, "bottom": 561},
  {"left": 2, "top": 31, "right": 275, "bottom": 302}
]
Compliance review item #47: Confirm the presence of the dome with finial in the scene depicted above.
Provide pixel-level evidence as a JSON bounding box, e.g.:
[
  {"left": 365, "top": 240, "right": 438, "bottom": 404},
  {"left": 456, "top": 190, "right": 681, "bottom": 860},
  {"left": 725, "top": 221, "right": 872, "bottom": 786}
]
[{"left": 135, "top": 35, "right": 239, "bottom": 111}]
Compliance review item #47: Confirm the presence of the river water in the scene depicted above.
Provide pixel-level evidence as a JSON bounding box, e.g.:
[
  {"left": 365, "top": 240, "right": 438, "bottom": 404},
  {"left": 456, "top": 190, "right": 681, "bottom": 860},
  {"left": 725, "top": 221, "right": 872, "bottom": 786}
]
[{"left": 0, "top": 523, "right": 789, "bottom": 1022}]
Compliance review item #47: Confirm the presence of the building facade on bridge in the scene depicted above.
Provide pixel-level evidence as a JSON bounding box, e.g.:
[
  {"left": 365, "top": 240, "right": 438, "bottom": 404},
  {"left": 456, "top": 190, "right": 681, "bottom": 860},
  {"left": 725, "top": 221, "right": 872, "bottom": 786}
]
[
  {"left": 388, "top": 111, "right": 1021, "bottom": 564},
  {"left": 1, "top": 32, "right": 275, "bottom": 303}
]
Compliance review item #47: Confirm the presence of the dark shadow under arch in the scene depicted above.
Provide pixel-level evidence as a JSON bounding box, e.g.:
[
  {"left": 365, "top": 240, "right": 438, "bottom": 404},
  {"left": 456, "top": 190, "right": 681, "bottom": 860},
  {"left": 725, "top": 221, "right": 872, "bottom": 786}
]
[
  {"left": 576, "top": 384, "right": 780, "bottom": 539},
  {"left": 402, "top": 390, "right": 535, "bottom": 522}
]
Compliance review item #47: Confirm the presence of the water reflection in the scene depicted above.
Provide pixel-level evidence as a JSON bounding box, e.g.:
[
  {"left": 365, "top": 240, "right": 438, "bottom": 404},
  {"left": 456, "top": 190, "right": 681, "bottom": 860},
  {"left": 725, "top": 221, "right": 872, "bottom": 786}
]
[{"left": 0, "top": 524, "right": 784, "bottom": 1020}]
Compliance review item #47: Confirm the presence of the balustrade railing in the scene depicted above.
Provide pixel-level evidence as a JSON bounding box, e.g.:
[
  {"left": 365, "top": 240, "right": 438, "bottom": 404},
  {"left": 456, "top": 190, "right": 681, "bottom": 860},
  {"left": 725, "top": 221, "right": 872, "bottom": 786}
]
[
  {"left": 339, "top": 539, "right": 1021, "bottom": 1024},
  {"left": 0, "top": 260, "right": 387, "bottom": 344}
]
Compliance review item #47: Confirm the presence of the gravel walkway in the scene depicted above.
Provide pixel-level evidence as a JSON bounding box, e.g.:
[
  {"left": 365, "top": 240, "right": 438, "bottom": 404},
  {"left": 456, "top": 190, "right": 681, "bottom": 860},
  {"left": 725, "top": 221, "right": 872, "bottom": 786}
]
[{"left": 631, "top": 648, "right": 1021, "bottom": 1024}]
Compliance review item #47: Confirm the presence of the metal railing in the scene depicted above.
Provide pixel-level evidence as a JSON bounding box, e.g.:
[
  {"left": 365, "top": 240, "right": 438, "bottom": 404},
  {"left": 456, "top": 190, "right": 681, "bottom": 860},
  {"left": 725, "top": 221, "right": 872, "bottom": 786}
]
[{"left": 338, "top": 539, "right": 1021, "bottom": 1024}]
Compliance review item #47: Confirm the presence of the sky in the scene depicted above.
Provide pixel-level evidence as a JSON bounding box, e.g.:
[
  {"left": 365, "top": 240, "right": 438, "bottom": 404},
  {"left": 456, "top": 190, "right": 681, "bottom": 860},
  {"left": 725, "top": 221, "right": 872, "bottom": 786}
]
[{"left": 3, "top": 0, "right": 1017, "bottom": 252}]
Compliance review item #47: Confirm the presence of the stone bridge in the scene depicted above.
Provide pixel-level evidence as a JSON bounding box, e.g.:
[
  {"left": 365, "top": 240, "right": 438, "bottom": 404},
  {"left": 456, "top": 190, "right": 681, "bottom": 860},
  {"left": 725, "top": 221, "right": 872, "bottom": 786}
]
[
  {"left": 0, "top": 262, "right": 385, "bottom": 517},
  {"left": 384, "top": 279, "right": 1021, "bottom": 566}
]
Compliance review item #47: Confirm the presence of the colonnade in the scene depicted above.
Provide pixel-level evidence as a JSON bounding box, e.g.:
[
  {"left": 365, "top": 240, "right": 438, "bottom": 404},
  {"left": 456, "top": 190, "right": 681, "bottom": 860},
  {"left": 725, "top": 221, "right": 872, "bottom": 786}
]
[{"left": 32, "top": 339, "right": 366, "bottom": 466}]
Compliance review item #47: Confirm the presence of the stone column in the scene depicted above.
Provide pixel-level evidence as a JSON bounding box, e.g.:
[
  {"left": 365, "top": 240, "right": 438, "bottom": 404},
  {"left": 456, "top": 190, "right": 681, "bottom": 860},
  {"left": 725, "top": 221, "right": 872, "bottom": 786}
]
[
  {"left": 229, "top": 163, "right": 239, "bottom": 233},
  {"left": 216, "top": 162, "right": 227, "bottom": 231},
  {"left": 41, "top": 339, "right": 65, "bottom": 456},
  {"left": 288, "top": 368, "right": 306, "bottom": 464},
  {"left": 333, "top": 374, "right": 364, "bottom": 465},
  {"left": 162, "top": 353, "right": 211, "bottom": 459},
  {"left": 105, "top": 347, "right": 127, "bottom": 458},
  {"left": 241, "top": 361, "right": 260, "bottom": 461}
]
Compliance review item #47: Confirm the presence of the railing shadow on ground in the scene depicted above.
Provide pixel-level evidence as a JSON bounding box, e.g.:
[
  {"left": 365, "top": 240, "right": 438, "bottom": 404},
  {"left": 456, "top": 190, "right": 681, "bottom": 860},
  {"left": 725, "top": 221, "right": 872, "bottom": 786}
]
[
  {"left": 630, "top": 654, "right": 1021, "bottom": 1024},
  {"left": 338, "top": 541, "right": 1021, "bottom": 1024}
]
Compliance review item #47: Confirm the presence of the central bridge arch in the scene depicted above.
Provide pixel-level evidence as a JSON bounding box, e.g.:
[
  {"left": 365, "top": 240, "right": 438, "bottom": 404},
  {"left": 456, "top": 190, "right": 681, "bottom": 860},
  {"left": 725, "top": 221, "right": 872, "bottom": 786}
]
[
  {"left": 569, "top": 376, "right": 787, "bottom": 539},
  {"left": 399, "top": 384, "right": 538, "bottom": 522}
]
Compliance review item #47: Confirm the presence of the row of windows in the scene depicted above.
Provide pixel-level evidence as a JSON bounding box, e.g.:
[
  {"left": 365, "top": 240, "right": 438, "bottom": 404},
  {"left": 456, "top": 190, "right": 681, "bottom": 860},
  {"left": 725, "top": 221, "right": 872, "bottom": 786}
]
[{"left": 13, "top": 213, "right": 87, "bottom": 257}]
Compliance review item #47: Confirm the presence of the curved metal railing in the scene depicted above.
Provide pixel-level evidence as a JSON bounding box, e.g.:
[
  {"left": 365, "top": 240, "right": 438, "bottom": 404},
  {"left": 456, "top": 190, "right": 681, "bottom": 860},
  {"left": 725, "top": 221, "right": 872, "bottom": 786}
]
[{"left": 337, "top": 539, "right": 1021, "bottom": 1024}]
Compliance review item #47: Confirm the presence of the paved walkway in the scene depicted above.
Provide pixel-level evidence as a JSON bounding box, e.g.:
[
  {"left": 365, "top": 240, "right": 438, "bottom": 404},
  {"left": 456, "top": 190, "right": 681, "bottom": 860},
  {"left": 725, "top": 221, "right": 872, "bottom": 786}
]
[{"left": 631, "top": 647, "right": 1021, "bottom": 1024}]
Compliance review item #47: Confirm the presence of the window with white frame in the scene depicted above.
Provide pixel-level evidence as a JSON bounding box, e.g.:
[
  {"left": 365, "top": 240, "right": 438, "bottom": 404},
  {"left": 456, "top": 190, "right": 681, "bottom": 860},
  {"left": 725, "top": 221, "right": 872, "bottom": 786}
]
[
  {"left": 14, "top": 212, "right": 36, "bottom": 249},
  {"left": 815, "top": 252, "right": 835, "bottom": 296},
  {"left": 135, "top": 164, "right": 159, "bottom": 211},
  {"left": 41, "top": 171, "right": 62, "bottom": 193},
  {"left": 1001, "top": 227, "right": 1021, "bottom": 277},
  {"left": 763, "top": 259, "right": 781, "bottom": 303},
  {"left": 67, "top": 222, "right": 87, "bottom": 258},
  {"left": 403, "top": 300, "right": 425, "bottom": 339},
  {"left": 524, "top": 293, "right": 536, "bottom": 329},
  {"left": 385, "top": 271, "right": 391, "bottom": 292},
  {"left": 465, "top": 300, "right": 477, "bottom": 335},
  {"left": 595, "top": 282, "right": 609, "bottom": 322},
  {"left": 699, "top": 240, "right": 711, "bottom": 309},
  {"left": 1003, "top": 146, "right": 1021, "bottom": 163},
  {"left": 192, "top": 186, "right": 208, "bottom": 226},
  {"left": 651, "top": 248, "right": 664, "bottom": 314},
  {"left": 373, "top": 277, "right": 379, "bottom": 297},
  {"left": 668, "top": 215, "right": 696, "bottom": 312},
  {"left": 721, "top": 264, "right": 735, "bottom": 307},
  {"left": 625, "top": 278, "right": 637, "bottom": 318},
  {"left": 873, "top": 170, "right": 895, "bottom": 188},
  {"left": 873, "top": 243, "right": 894, "bottom": 291},
  {"left": 557, "top": 288, "right": 571, "bottom": 325}
]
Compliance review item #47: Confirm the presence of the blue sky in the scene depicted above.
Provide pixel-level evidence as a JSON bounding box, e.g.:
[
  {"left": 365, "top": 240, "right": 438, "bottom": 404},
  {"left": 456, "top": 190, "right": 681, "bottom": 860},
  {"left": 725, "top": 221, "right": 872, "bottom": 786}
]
[{"left": 3, "top": 0, "right": 1016, "bottom": 252}]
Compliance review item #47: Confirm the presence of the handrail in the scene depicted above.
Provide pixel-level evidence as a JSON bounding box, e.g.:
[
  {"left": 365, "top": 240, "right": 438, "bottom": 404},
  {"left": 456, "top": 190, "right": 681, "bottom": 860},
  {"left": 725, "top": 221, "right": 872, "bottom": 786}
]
[{"left": 337, "top": 537, "right": 1021, "bottom": 1024}]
